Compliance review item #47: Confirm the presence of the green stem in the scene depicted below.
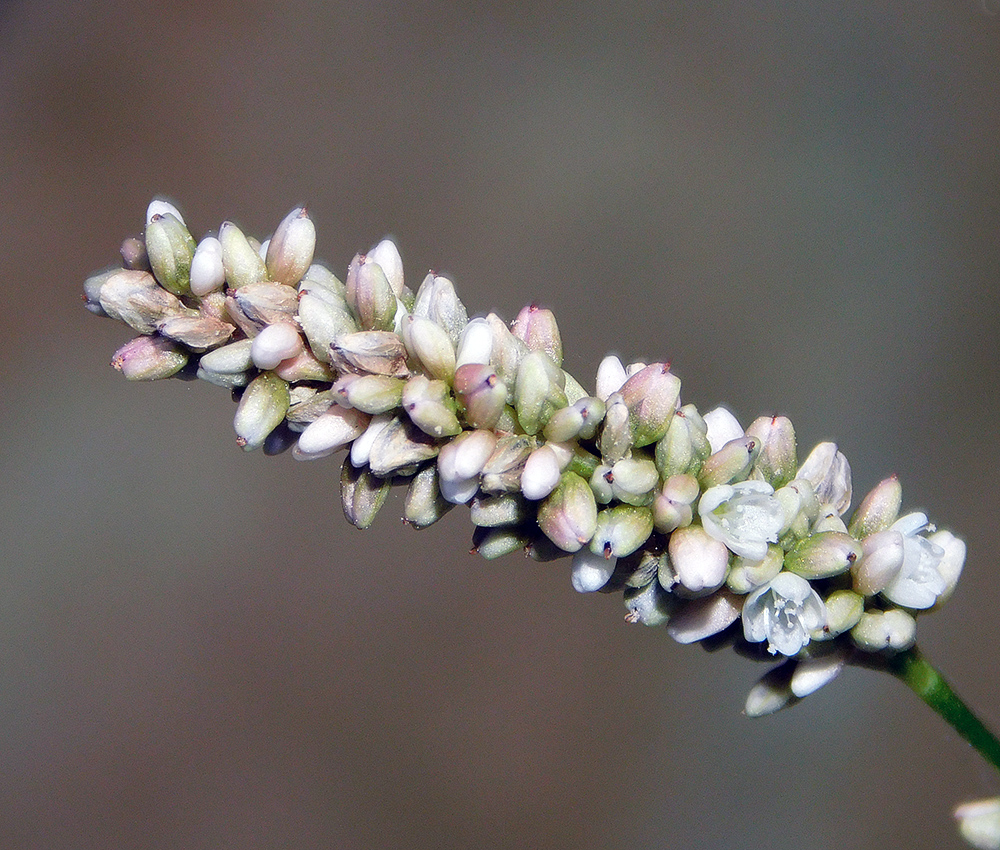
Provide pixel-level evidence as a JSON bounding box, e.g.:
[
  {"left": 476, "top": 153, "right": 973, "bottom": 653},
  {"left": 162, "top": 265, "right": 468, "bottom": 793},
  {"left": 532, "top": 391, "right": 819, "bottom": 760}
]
[{"left": 877, "top": 645, "right": 1000, "bottom": 777}]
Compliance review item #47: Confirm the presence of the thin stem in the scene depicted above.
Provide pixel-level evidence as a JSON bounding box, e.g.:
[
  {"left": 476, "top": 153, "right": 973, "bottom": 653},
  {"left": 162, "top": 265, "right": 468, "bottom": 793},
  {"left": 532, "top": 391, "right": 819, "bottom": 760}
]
[{"left": 871, "top": 645, "right": 1000, "bottom": 777}]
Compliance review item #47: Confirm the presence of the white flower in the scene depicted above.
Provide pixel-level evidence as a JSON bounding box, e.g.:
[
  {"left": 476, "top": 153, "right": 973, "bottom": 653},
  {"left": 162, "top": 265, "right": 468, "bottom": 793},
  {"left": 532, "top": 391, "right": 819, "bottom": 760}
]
[
  {"left": 881, "top": 512, "right": 949, "bottom": 609},
  {"left": 955, "top": 797, "right": 1000, "bottom": 850},
  {"left": 742, "top": 572, "right": 827, "bottom": 656},
  {"left": 699, "top": 480, "right": 784, "bottom": 560}
]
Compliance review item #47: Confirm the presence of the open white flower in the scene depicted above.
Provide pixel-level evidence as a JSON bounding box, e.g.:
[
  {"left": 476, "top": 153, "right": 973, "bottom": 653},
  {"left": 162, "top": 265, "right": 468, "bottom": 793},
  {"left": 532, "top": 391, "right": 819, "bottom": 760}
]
[
  {"left": 699, "top": 480, "right": 784, "bottom": 560},
  {"left": 742, "top": 572, "right": 827, "bottom": 656},
  {"left": 881, "top": 512, "right": 949, "bottom": 609}
]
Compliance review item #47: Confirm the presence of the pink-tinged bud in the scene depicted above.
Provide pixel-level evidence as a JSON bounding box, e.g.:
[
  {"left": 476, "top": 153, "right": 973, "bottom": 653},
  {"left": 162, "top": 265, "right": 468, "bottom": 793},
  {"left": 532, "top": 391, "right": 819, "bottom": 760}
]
[
  {"left": 668, "top": 524, "right": 730, "bottom": 595},
  {"left": 456, "top": 317, "right": 493, "bottom": 367},
  {"left": 651, "top": 473, "right": 700, "bottom": 533},
  {"left": 514, "top": 350, "right": 567, "bottom": 435},
  {"left": 746, "top": 415, "right": 797, "bottom": 489},
  {"left": 403, "top": 315, "right": 457, "bottom": 381},
  {"left": 797, "top": 442, "right": 852, "bottom": 516},
  {"left": 655, "top": 404, "right": 711, "bottom": 478},
  {"left": 785, "top": 531, "right": 862, "bottom": 579},
  {"left": 250, "top": 322, "right": 304, "bottom": 370},
  {"left": 619, "top": 363, "right": 681, "bottom": 448},
  {"left": 571, "top": 548, "right": 616, "bottom": 592},
  {"left": 851, "top": 530, "right": 905, "bottom": 596},
  {"left": 348, "top": 255, "right": 398, "bottom": 331},
  {"left": 521, "top": 444, "right": 562, "bottom": 500},
  {"left": 145, "top": 212, "right": 196, "bottom": 297},
  {"left": 265, "top": 207, "right": 315, "bottom": 287},
  {"left": 220, "top": 220, "right": 267, "bottom": 289},
  {"left": 454, "top": 363, "right": 507, "bottom": 430},
  {"left": 512, "top": 303, "right": 562, "bottom": 367},
  {"left": 190, "top": 236, "right": 226, "bottom": 296},
  {"left": 589, "top": 505, "right": 654, "bottom": 560},
  {"left": 698, "top": 436, "right": 760, "bottom": 488},
  {"left": 486, "top": 312, "right": 527, "bottom": 399},
  {"left": 111, "top": 335, "right": 188, "bottom": 381},
  {"left": 848, "top": 475, "right": 902, "bottom": 539},
  {"left": 403, "top": 465, "right": 455, "bottom": 529},
  {"left": 401, "top": 375, "right": 462, "bottom": 438},
  {"left": 98, "top": 269, "right": 188, "bottom": 334},
  {"left": 120, "top": 237, "right": 149, "bottom": 271},
  {"left": 234, "top": 372, "right": 290, "bottom": 452},
  {"left": 272, "top": 348, "right": 335, "bottom": 383},
  {"left": 537, "top": 471, "right": 598, "bottom": 553},
  {"left": 481, "top": 435, "right": 534, "bottom": 494},
  {"left": 665, "top": 589, "right": 742, "bottom": 644},
  {"left": 412, "top": 273, "right": 468, "bottom": 345},
  {"left": 157, "top": 315, "right": 235, "bottom": 352},
  {"left": 340, "top": 459, "right": 391, "bottom": 529},
  {"left": 367, "top": 238, "right": 404, "bottom": 297},
  {"left": 293, "top": 404, "right": 370, "bottom": 460},
  {"left": 330, "top": 331, "right": 409, "bottom": 377}
]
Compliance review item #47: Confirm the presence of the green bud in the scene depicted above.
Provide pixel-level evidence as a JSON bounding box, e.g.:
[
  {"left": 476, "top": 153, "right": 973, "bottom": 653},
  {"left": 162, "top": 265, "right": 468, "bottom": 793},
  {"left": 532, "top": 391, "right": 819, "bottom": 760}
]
[
  {"left": 234, "top": 372, "right": 290, "bottom": 451},
  {"left": 297, "top": 289, "right": 358, "bottom": 363},
  {"left": 725, "top": 544, "right": 784, "bottom": 595},
  {"left": 514, "top": 350, "right": 567, "bottom": 435},
  {"left": 589, "top": 504, "right": 654, "bottom": 559},
  {"left": 624, "top": 579, "right": 678, "bottom": 626},
  {"left": 543, "top": 396, "right": 606, "bottom": 442},
  {"left": 401, "top": 375, "right": 462, "bottom": 438},
  {"left": 454, "top": 364, "right": 507, "bottom": 430},
  {"left": 822, "top": 589, "right": 864, "bottom": 637},
  {"left": 110, "top": 335, "right": 188, "bottom": 381},
  {"left": 340, "top": 458, "right": 392, "bottom": 529},
  {"left": 608, "top": 457, "right": 660, "bottom": 506},
  {"left": 341, "top": 374, "right": 405, "bottom": 414},
  {"left": 698, "top": 436, "right": 760, "bottom": 488},
  {"left": 220, "top": 220, "right": 267, "bottom": 289},
  {"left": 197, "top": 339, "right": 254, "bottom": 388},
  {"left": 403, "top": 464, "right": 455, "bottom": 529},
  {"left": 599, "top": 393, "right": 632, "bottom": 463},
  {"left": 784, "top": 531, "right": 862, "bottom": 579},
  {"left": 619, "top": 363, "right": 682, "bottom": 448},
  {"left": 472, "top": 526, "right": 531, "bottom": 560},
  {"left": 537, "top": 471, "right": 598, "bottom": 553},
  {"left": 470, "top": 492, "right": 532, "bottom": 528},
  {"left": 850, "top": 608, "right": 916, "bottom": 653},
  {"left": 265, "top": 207, "right": 315, "bottom": 287},
  {"left": 746, "top": 415, "right": 797, "bottom": 489},
  {"left": 402, "top": 315, "right": 457, "bottom": 381},
  {"left": 655, "top": 404, "right": 711, "bottom": 479},
  {"left": 486, "top": 312, "right": 527, "bottom": 401},
  {"left": 145, "top": 212, "right": 196, "bottom": 296}
]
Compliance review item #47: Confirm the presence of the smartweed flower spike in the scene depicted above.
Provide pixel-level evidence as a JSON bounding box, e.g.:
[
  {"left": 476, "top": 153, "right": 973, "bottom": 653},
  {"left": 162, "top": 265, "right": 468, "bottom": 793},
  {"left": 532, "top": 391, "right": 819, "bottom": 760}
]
[
  {"left": 85, "top": 200, "right": 998, "bottom": 846},
  {"left": 84, "top": 198, "right": 967, "bottom": 699}
]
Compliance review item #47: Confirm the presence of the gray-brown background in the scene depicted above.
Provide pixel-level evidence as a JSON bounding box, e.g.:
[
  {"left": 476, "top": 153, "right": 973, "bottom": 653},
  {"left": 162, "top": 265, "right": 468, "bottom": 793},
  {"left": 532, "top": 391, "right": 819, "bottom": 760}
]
[{"left": 2, "top": 1, "right": 999, "bottom": 847}]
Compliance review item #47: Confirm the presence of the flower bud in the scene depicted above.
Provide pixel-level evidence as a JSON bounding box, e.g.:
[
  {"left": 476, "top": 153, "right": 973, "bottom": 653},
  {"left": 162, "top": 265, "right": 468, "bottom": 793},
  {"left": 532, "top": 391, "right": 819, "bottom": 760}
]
[
  {"left": 412, "top": 273, "right": 468, "bottom": 345},
  {"left": 650, "top": 473, "right": 699, "bottom": 534},
  {"left": 120, "top": 237, "right": 150, "bottom": 271},
  {"left": 155, "top": 314, "right": 234, "bottom": 352},
  {"left": 297, "top": 289, "right": 358, "bottom": 363},
  {"left": 367, "top": 238, "right": 404, "bottom": 296},
  {"left": 570, "top": 547, "right": 616, "bottom": 592},
  {"left": 367, "top": 416, "right": 440, "bottom": 477},
  {"left": 599, "top": 393, "right": 633, "bottom": 463},
  {"left": 189, "top": 236, "right": 226, "bottom": 296},
  {"left": 453, "top": 363, "right": 507, "bottom": 429},
  {"left": 745, "top": 415, "right": 797, "bottom": 489},
  {"left": 797, "top": 442, "right": 852, "bottom": 516},
  {"left": 726, "top": 544, "right": 784, "bottom": 595},
  {"left": 655, "top": 405, "right": 711, "bottom": 478},
  {"left": 234, "top": 372, "right": 290, "bottom": 451},
  {"left": 145, "top": 212, "right": 196, "bottom": 296},
  {"left": 850, "top": 608, "right": 917, "bottom": 652},
  {"left": 543, "top": 396, "right": 606, "bottom": 443},
  {"left": 402, "top": 315, "right": 457, "bottom": 381},
  {"left": 472, "top": 526, "right": 532, "bottom": 560},
  {"left": 265, "top": 207, "right": 315, "bottom": 287},
  {"left": 220, "top": 220, "right": 267, "bottom": 289},
  {"left": 608, "top": 457, "right": 659, "bottom": 506},
  {"left": 481, "top": 435, "right": 534, "bottom": 494},
  {"left": 595, "top": 354, "right": 627, "bottom": 401},
  {"left": 348, "top": 254, "right": 398, "bottom": 331},
  {"left": 665, "top": 589, "right": 742, "bottom": 645},
  {"left": 349, "top": 413, "right": 395, "bottom": 467},
  {"left": 785, "top": 531, "right": 861, "bottom": 579},
  {"left": 196, "top": 339, "right": 253, "bottom": 388},
  {"left": 703, "top": 406, "right": 744, "bottom": 452},
  {"left": 537, "top": 471, "right": 598, "bottom": 552},
  {"left": 589, "top": 464, "right": 615, "bottom": 504},
  {"left": 403, "top": 464, "right": 454, "bottom": 528},
  {"left": 99, "top": 269, "right": 188, "bottom": 333},
  {"left": 470, "top": 492, "right": 532, "bottom": 528},
  {"left": 485, "top": 313, "right": 527, "bottom": 398},
  {"left": 822, "top": 589, "right": 864, "bottom": 637},
  {"left": 929, "top": 529, "right": 966, "bottom": 607},
  {"left": 848, "top": 475, "right": 902, "bottom": 539},
  {"left": 340, "top": 459, "right": 391, "bottom": 529},
  {"left": 299, "top": 262, "right": 346, "bottom": 297},
  {"left": 511, "top": 303, "right": 562, "bottom": 366},
  {"left": 293, "top": 405, "right": 370, "bottom": 459},
  {"left": 698, "top": 436, "right": 760, "bottom": 488},
  {"left": 623, "top": 579, "right": 678, "bottom": 626},
  {"left": 272, "top": 349, "right": 334, "bottom": 383},
  {"left": 619, "top": 363, "right": 681, "bottom": 448},
  {"left": 851, "top": 529, "right": 905, "bottom": 596},
  {"left": 456, "top": 317, "right": 493, "bottom": 367},
  {"left": 514, "top": 350, "right": 567, "bottom": 435},
  {"left": 250, "top": 321, "right": 304, "bottom": 369},
  {"left": 590, "top": 504, "right": 654, "bottom": 559},
  {"left": 668, "top": 524, "right": 730, "bottom": 595},
  {"left": 520, "top": 444, "right": 562, "bottom": 501},
  {"left": 111, "top": 335, "right": 188, "bottom": 381},
  {"left": 789, "top": 650, "right": 846, "bottom": 698},
  {"left": 437, "top": 429, "right": 498, "bottom": 502},
  {"left": 401, "top": 375, "right": 462, "bottom": 438},
  {"left": 338, "top": 374, "right": 404, "bottom": 414},
  {"left": 83, "top": 268, "right": 116, "bottom": 316},
  {"left": 745, "top": 661, "right": 796, "bottom": 717},
  {"left": 147, "top": 197, "right": 185, "bottom": 225},
  {"left": 330, "top": 331, "right": 409, "bottom": 377},
  {"left": 955, "top": 797, "right": 1000, "bottom": 850}
]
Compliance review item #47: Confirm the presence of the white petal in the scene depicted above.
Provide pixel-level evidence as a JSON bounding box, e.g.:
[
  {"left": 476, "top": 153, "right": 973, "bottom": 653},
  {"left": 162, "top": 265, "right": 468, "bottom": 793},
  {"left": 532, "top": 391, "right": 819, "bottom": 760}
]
[
  {"left": 666, "top": 590, "right": 741, "bottom": 644},
  {"left": 703, "top": 406, "right": 744, "bottom": 453},
  {"left": 790, "top": 651, "right": 846, "bottom": 697}
]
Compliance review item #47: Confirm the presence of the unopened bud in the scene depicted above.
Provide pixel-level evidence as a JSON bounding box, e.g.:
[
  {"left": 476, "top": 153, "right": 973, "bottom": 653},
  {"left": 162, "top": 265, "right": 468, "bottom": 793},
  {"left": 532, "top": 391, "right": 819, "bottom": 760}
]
[
  {"left": 623, "top": 579, "right": 678, "bottom": 626},
  {"left": 340, "top": 459, "right": 391, "bottom": 529},
  {"left": 486, "top": 312, "right": 527, "bottom": 399},
  {"left": 599, "top": 393, "right": 633, "bottom": 463},
  {"left": 234, "top": 372, "right": 290, "bottom": 452},
  {"left": 571, "top": 548, "right": 616, "bottom": 592},
  {"left": 512, "top": 304, "right": 562, "bottom": 366},
  {"left": 698, "top": 436, "right": 760, "bottom": 488},
  {"left": 595, "top": 354, "right": 627, "bottom": 401},
  {"left": 472, "top": 526, "right": 532, "bottom": 560},
  {"left": 403, "top": 315, "right": 457, "bottom": 381},
  {"left": 725, "top": 544, "right": 784, "bottom": 595},
  {"left": 98, "top": 269, "right": 188, "bottom": 333},
  {"left": 367, "top": 416, "right": 440, "bottom": 477},
  {"left": 293, "top": 405, "right": 370, "bottom": 459},
  {"left": 851, "top": 608, "right": 917, "bottom": 653},
  {"left": 401, "top": 375, "right": 461, "bottom": 438},
  {"left": 851, "top": 529, "right": 905, "bottom": 596},
  {"left": 848, "top": 475, "right": 902, "bottom": 539},
  {"left": 403, "top": 464, "right": 454, "bottom": 528},
  {"left": 196, "top": 339, "right": 253, "bottom": 388},
  {"left": 543, "top": 396, "right": 606, "bottom": 442},
  {"left": 111, "top": 335, "right": 188, "bottom": 381},
  {"left": 514, "top": 350, "right": 567, "bottom": 435},
  {"left": 589, "top": 504, "right": 654, "bottom": 560},
  {"left": 157, "top": 315, "right": 235, "bottom": 352},
  {"left": 651, "top": 473, "right": 699, "bottom": 533},
  {"left": 785, "top": 531, "right": 861, "bottom": 579},
  {"left": 669, "top": 524, "right": 730, "bottom": 595},
  {"left": 220, "top": 220, "right": 267, "bottom": 289},
  {"left": 120, "top": 237, "right": 150, "bottom": 271},
  {"left": 822, "top": 589, "right": 864, "bottom": 637},
  {"left": 348, "top": 254, "right": 398, "bottom": 331},
  {"left": 412, "top": 273, "right": 468, "bottom": 345},
  {"left": 520, "top": 444, "right": 563, "bottom": 500},
  {"left": 481, "top": 435, "right": 534, "bottom": 494},
  {"left": 608, "top": 457, "right": 660, "bottom": 506},
  {"left": 250, "top": 322, "right": 304, "bottom": 369},
  {"left": 797, "top": 442, "right": 852, "bottom": 517},
  {"left": 619, "top": 363, "right": 681, "bottom": 447},
  {"left": 665, "top": 589, "right": 742, "bottom": 645},
  {"left": 265, "top": 207, "right": 315, "bottom": 287},
  {"left": 189, "top": 236, "right": 226, "bottom": 297},
  {"left": 655, "top": 404, "right": 711, "bottom": 478},
  {"left": 746, "top": 415, "right": 797, "bottom": 488},
  {"left": 330, "top": 331, "right": 409, "bottom": 377},
  {"left": 367, "top": 238, "right": 404, "bottom": 296},
  {"left": 470, "top": 492, "right": 532, "bottom": 528},
  {"left": 537, "top": 471, "right": 598, "bottom": 553},
  {"left": 453, "top": 363, "right": 506, "bottom": 429},
  {"left": 145, "top": 213, "right": 196, "bottom": 296},
  {"left": 146, "top": 197, "right": 185, "bottom": 225},
  {"left": 456, "top": 317, "right": 493, "bottom": 367}
]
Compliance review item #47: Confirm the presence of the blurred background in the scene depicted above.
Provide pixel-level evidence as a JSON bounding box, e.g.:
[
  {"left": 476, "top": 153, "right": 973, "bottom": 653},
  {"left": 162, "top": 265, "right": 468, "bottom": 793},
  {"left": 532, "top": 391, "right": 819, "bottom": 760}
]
[{"left": 2, "top": 1, "right": 999, "bottom": 847}]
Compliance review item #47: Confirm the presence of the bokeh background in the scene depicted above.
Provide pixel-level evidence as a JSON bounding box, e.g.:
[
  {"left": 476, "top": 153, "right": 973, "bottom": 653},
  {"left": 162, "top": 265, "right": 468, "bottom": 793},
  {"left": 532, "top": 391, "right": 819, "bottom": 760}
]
[{"left": 2, "top": 1, "right": 999, "bottom": 848}]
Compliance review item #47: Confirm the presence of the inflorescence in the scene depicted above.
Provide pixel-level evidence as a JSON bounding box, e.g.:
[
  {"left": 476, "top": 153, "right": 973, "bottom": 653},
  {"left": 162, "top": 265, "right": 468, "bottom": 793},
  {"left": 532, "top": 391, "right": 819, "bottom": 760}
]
[{"left": 84, "top": 200, "right": 967, "bottom": 715}]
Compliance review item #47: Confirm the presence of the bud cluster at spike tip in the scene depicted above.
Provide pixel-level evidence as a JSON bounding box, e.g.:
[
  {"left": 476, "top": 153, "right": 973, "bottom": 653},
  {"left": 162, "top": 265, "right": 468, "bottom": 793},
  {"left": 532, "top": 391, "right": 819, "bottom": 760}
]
[{"left": 85, "top": 199, "right": 967, "bottom": 716}]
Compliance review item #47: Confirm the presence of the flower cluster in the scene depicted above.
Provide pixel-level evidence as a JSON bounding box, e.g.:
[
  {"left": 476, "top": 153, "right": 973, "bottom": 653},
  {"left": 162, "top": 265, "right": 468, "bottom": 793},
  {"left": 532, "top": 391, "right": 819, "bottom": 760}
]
[{"left": 85, "top": 199, "right": 967, "bottom": 715}]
